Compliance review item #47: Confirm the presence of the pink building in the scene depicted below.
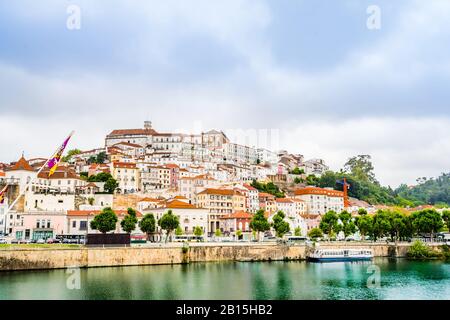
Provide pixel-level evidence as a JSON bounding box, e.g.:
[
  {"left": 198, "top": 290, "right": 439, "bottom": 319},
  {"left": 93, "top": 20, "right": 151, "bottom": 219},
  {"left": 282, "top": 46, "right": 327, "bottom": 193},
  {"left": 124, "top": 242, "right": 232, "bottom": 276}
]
[{"left": 12, "top": 211, "right": 67, "bottom": 240}]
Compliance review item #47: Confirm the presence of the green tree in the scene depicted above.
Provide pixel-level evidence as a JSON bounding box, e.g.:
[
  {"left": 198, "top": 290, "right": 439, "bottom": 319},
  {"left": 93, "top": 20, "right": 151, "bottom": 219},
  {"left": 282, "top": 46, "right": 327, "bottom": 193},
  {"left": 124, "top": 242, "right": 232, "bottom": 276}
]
[
  {"left": 193, "top": 226, "right": 203, "bottom": 237},
  {"left": 294, "top": 227, "right": 301, "bottom": 236},
  {"left": 358, "top": 208, "right": 368, "bottom": 216},
  {"left": 158, "top": 210, "right": 180, "bottom": 243},
  {"left": 87, "top": 156, "right": 97, "bottom": 164},
  {"left": 442, "top": 210, "right": 450, "bottom": 231},
  {"left": 344, "top": 155, "right": 377, "bottom": 183},
  {"left": 88, "top": 172, "right": 113, "bottom": 182},
  {"left": 250, "top": 180, "right": 285, "bottom": 198},
  {"left": 90, "top": 207, "right": 118, "bottom": 234},
  {"left": 236, "top": 230, "right": 243, "bottom": 239},
  {"left": 372, "top": 210, "right": 392, "bottom": 241},
  {"left": 62, "top": 149, "right": 82, "bottom": 162},
  {"left": 120, "top": 208, "right": 138, "bottom": 234},
  {"left": 215, "top": 229, "right": 222, "bottom": 237},
  {"left": 249, "top": 209, "right": 270, "bottom": 241},
  {"left": 411, "top": 209, "right": 444, "bottom": 240},
  {"left": 294, "top": 177, "right": 302, "bottom": 184},
  {"left": 290, "top": 167, "right": 304, "bottom": 175},
  {"left": 272, "top": 211, "right": 290, "bottom": 238},
  {"left": 306, "top": 174, "right": 319, "bottom": 186},
  {"left": 319, "top": 211, "right": 340, "bottom": 238},
  {"left": 104, "top": 178, "right": 118, "bottom": 194},
  {"left": 175, "top": 225, "right": 183, "bottom": 236},
  {"left": 308, "top": 228, "right": 323, "bottom": 240},
  {"left": 338, "top": 211, "right": 356, "bottom": 238},
  {"left": 96, "top": 152, "right": 107, "bottom": 164},
  {"left": 87, "top": 197, "right": 95, "bottom": 206},
  {"left": 356, "top": 214, "right": 373, "bottom": 240},
  {"left": 139, "top": 213, "right": 156, "bottom": 240},
  {"left": 387, "top": 210, "right": 406, "bottom": 244}
]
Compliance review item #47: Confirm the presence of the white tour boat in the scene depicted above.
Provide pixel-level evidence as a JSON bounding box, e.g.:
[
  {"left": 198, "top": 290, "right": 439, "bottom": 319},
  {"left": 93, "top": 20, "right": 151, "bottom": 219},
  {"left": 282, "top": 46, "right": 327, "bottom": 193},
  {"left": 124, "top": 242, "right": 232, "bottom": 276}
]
[{"left": 307, "top": 248, "right": 373, "bottom": 262}]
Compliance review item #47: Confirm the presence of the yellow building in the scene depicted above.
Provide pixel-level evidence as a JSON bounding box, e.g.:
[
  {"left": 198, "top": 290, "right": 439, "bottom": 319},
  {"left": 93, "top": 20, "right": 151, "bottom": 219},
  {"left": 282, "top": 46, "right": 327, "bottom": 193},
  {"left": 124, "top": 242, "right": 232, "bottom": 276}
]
[
  {"left": 196, "top": 188, "right": 246, "bottom": 233},
  {"left": 111, "top": 162, "right": 140, "bottom": 193}
]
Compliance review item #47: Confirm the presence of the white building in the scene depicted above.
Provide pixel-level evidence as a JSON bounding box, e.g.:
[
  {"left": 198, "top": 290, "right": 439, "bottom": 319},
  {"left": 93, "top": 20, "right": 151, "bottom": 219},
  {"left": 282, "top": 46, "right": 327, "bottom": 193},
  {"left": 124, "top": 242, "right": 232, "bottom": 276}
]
[
  {"left": 148, "top": 200, "right": 209, "bottom": 235},
  {"left": 294, "top": 187, "right": 344, "bottom": 215}
]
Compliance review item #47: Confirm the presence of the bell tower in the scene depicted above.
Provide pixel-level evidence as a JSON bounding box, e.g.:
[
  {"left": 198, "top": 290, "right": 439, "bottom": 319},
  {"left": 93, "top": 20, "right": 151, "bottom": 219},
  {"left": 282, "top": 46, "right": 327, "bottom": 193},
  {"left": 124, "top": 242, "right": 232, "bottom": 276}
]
[{"left": 144, "top": 121, "right": 152, "bottom": 130}]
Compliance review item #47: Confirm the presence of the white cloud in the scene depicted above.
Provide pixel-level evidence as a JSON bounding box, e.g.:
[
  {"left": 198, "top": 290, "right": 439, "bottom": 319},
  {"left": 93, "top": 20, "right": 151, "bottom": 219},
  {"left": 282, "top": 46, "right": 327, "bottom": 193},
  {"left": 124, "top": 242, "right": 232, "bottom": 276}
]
[
  {"left": 280, "top": 117, "right": 450, "bottom": 187},
  {"left": 0, "top": 0, "right": 449, "bottom": 188}
]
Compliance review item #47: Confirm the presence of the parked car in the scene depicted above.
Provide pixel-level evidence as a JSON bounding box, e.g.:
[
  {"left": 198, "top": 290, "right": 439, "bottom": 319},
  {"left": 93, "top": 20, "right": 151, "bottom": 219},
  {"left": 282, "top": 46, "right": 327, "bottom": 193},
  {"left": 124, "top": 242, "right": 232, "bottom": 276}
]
[
  {"left": 36, "top": 239, "right": 45, "bottom": 244},
  {"left": 46, "top": 238, "right": 60, "bottom": 244},
  {"left": 0, "top": 238, "right": 7, "bottom": 244},
  {"left": 10, "top": 239, "right": 19, "bottom": 244}
]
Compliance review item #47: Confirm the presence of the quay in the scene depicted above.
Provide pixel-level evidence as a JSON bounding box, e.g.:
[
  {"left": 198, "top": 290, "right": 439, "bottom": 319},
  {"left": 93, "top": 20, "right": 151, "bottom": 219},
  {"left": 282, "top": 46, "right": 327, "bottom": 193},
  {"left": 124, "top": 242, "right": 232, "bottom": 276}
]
[{"left": 0, "top": 242, "right": 444, "bottom": 271}]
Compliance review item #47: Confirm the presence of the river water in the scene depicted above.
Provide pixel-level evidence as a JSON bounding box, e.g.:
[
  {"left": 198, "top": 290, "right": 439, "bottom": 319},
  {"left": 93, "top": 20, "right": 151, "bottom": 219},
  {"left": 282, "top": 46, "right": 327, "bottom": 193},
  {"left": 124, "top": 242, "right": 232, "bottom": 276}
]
[{"left": 1, "top": 258, "right": 450, "bottom": 300}]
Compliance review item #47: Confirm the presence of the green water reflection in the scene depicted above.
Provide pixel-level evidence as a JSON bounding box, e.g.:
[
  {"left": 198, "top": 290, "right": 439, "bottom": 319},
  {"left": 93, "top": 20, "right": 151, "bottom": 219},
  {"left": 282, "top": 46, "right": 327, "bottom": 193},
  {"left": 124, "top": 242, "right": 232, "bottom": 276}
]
[{"left": 1, "top": 258, "right": 450, "bottom": 300}]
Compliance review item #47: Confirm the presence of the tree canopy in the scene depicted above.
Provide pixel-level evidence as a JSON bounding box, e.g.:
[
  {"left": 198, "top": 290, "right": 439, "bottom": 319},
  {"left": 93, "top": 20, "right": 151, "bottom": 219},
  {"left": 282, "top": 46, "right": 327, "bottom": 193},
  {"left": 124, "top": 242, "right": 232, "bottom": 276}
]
[
  {"left": 271, "top": 211, "right": 290, "bottom": 238},
  {"left": 250, "top": 180, "right": 285, "bottom": 198},
  {"left": 249, "top": 209, "right": 271, "bottom": 240},
  {"left": 139, "top": 213, "right": 156, "bottom": 237},
  {"left": 158, "top": 210, "right": 180, "bottom": 242},
  {"left": 90, "top": 207, "right": 118, "bottom": 234},
  {"left": 120, "top": 208, "right": 138, "bottom": 233}
]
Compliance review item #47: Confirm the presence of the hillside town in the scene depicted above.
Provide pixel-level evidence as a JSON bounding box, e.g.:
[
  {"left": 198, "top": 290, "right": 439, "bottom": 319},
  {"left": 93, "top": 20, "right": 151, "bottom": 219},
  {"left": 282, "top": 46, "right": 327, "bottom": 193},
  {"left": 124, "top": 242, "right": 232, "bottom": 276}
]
[{"left": 0, "top": 122, "right": 426, "bottom": 242}]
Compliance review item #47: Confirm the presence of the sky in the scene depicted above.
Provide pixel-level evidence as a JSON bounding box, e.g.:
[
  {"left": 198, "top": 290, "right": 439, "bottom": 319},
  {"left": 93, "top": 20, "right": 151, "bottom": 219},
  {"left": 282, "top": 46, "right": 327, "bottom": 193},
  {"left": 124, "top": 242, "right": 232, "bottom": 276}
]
[{"left": 0, "top": 0, "right": 449, "bottom": 187}]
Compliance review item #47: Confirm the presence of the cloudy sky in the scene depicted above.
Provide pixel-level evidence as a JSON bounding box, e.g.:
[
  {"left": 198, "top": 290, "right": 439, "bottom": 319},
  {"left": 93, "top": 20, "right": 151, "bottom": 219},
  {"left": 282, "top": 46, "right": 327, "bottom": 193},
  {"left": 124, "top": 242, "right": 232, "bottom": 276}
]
[{"left": 0, "top": 0, "right": 449, "bottom": 187}]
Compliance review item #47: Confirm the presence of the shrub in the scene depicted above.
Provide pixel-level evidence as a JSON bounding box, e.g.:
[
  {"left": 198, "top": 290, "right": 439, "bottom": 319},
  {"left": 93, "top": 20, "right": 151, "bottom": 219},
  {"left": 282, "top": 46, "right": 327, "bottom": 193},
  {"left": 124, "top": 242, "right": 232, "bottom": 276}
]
[{"left": 407, "top": 241, "right": 436, "bottom": 259}]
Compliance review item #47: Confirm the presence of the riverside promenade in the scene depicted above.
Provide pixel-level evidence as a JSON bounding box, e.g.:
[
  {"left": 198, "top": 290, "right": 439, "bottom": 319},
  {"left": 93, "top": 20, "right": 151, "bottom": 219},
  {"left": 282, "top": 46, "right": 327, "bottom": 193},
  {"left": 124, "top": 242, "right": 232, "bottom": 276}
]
[{"left": 1, "top": 242, "right": 443, "bottom": 271}]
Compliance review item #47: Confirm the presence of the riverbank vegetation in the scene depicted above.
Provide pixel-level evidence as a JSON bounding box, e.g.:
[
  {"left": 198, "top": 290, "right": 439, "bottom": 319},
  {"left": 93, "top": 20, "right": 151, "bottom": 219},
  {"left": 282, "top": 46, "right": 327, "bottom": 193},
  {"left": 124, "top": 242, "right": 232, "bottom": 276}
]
[
  {"left": 304, "top": 155, "right": 450, "bottom": 207},
  {"left": 319, "top": 208, "right": 448, "bottom": 243},
  {"left": 407, "top": 241, "right": 450, "bottom": 260}
]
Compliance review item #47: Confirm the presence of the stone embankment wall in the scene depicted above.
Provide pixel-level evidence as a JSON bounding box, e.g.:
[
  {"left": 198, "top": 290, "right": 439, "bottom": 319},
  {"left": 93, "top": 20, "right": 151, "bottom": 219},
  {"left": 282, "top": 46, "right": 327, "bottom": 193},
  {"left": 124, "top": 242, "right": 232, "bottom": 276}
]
[{"left": 0, "top": 243, "right": 443, "bottom": 271}]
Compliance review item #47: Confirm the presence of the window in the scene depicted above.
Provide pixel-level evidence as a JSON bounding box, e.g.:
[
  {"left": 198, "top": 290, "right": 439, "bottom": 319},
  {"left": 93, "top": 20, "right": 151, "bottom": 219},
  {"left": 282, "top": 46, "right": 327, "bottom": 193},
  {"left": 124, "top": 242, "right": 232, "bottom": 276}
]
[
  {"left": 47, "top": 220, "right": 51, "bottom": 228},
  {"left": 72, "top": 221, "right": 76, "bottom": 228},
  {"left": 80, "top": 221, "right": 87, "bottom": 231}
]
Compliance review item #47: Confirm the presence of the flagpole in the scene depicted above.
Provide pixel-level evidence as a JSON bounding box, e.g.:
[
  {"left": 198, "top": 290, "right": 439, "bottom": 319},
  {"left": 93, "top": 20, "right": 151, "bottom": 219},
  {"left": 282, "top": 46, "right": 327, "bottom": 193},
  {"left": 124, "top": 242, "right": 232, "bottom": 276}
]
[{"left": 4, "top": 131, "right": 75, "bottom": 233}]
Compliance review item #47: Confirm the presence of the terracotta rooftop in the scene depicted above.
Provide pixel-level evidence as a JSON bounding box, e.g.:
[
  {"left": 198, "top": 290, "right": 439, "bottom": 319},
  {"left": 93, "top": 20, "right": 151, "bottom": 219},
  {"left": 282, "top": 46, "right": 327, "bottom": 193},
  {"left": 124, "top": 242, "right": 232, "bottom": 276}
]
[
  {"left": 221, "top": 211, "right": 253, "bottom": 219},
  {"left": 37, "top": 166, "right": 82, "bottom": 180},
  {"left": 108, "top": 128, "right": 157, "bottom": 136},
  {"left": 113, "top": 162, "right": 137, "bottom": 169},
  {"left": 163, "top": 200, "right": 199, "bottom": 209},
  {"left": 9, "top": 156, "right": 34, "bottom": 172}
]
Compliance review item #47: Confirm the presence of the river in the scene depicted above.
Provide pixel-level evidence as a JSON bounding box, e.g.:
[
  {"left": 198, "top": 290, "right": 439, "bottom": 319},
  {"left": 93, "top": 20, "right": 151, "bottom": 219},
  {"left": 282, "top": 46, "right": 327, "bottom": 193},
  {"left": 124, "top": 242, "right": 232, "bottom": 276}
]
[{"left": 1, "top": 258, "right": 450, "bottom": 300}]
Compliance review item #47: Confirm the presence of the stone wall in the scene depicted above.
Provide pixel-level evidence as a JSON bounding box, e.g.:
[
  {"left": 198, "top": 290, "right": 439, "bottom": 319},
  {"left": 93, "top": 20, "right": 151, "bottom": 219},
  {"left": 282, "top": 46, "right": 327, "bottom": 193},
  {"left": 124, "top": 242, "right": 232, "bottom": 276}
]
[{"left": 0, "top": 243, "right": 444, "bottom": 271}]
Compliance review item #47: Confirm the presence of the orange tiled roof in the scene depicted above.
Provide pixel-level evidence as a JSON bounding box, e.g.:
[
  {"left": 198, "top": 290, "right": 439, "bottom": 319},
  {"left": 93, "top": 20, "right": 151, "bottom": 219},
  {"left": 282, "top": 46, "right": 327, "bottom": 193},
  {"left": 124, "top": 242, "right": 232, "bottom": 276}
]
[
  {"left": 243, "top": 183, "right": 257, "bottom": 191},
  {"left": 9, "top": 156, "right": 34, "bottom": 172},
  {"left": 108, "top": 128, "right": 157, "bottom": 136},
  {"left": 37, "top": 166, "right": 81, "bottom": 180},
  {"left": 164, "top": 200, "right": 198, "bottom": 209},
  {"left": 221, "top": 211, "right": 253, "bottom": 219},
  {"left": 113, "top": 162, "right": 137, "bottom": 169}
]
